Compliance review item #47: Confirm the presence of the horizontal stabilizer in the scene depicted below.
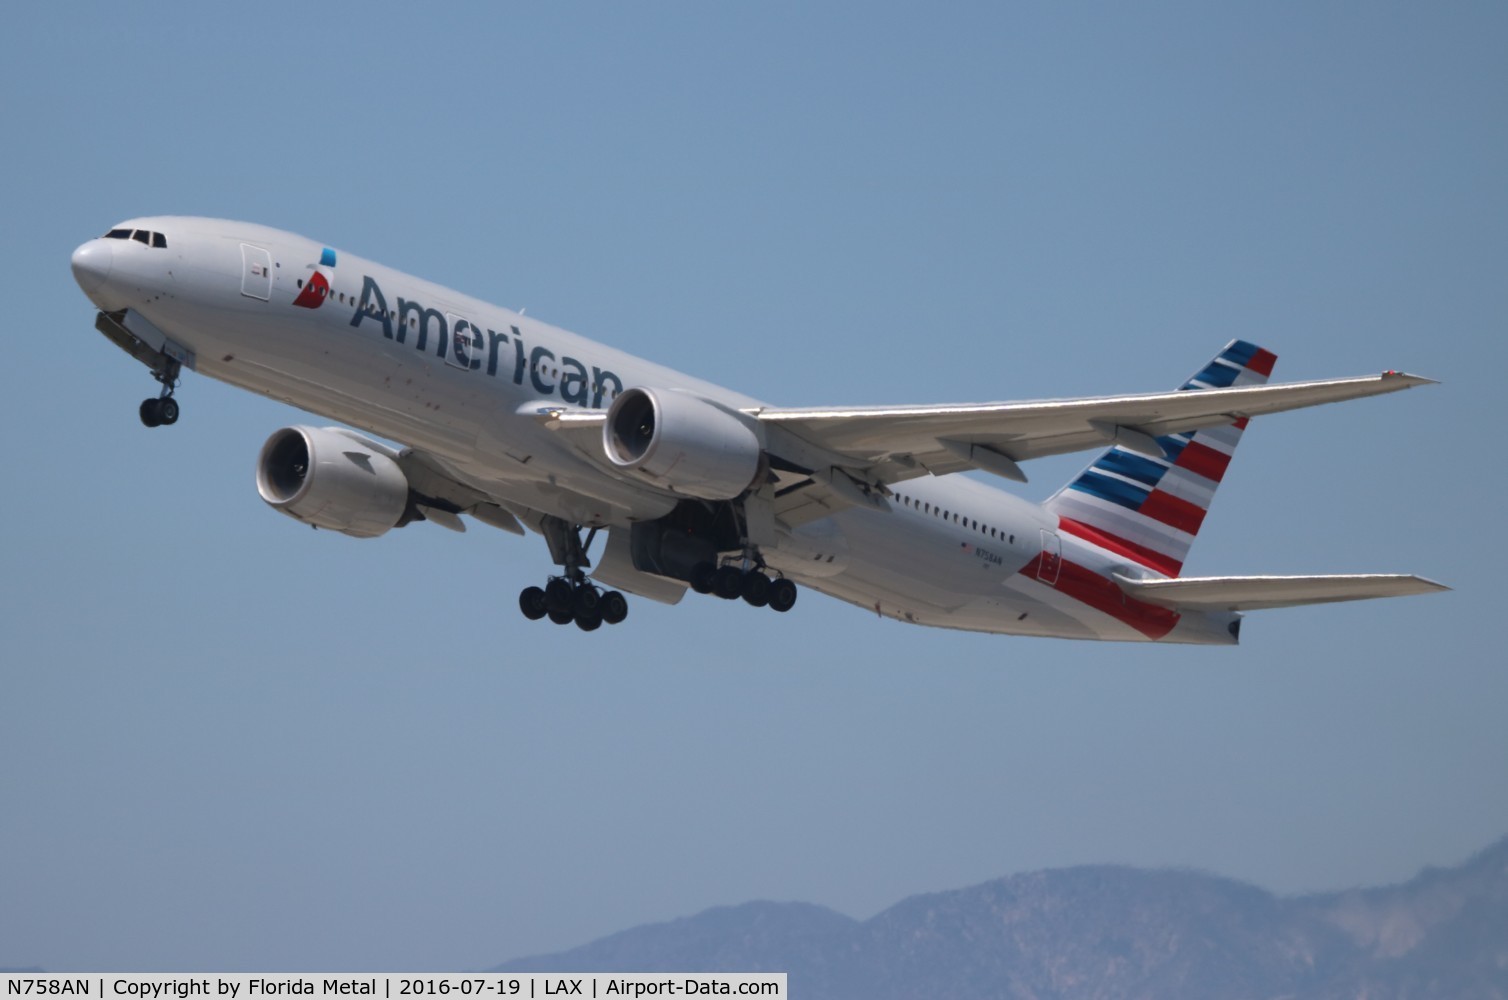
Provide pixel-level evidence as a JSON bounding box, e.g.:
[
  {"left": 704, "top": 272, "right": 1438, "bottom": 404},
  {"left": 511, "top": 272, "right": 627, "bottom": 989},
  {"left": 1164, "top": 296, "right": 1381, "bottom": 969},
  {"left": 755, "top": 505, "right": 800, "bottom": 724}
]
[{"left": 1112, "top": 573, "right": 1449, "bottom": 611}]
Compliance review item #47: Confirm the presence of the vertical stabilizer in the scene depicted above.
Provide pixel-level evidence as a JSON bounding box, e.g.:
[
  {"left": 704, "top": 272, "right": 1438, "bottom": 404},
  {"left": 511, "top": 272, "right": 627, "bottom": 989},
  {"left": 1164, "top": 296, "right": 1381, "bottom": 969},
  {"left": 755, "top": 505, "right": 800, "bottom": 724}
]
[{"left": 1044, "top": 340, "right": 1276, "bottom": 577}]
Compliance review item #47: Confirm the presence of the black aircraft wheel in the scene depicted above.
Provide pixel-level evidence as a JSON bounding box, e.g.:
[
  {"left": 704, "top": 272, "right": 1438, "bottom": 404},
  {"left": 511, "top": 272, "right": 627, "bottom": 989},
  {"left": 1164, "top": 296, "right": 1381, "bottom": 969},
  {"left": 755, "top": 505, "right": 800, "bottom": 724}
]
[
  {"left": 519, "top": 586, "right": 548, "bottom": 621},
  {"left": 544, "top": 578, "right": 574, "bottom": 614},
  {"left": 689, "top": 562, "right": 717, "bottom": 595},
  {"left": 575, "top": 613, "right": 603, "bottom": 632},
  {"left": 768, "top": 577, "right": 798, "bottom": 613},
  {"left": 157, "top": 397, "right": 180, "bottom": 425},
  {"left": 740, "top": 572, "right": 771, "bottom": 608},
  {"left": 573, "top": 584, "right": 602, "bottom": 617},
  {"left": 547, "top": 608, "right": 575, "bottom": 625},
  {"left": 713, "top": 565, "right": 744, "bottom": 600},
  {"left": 601, "top": 590, "right": 629, "bottom": 625},
  {"left": 139, "top": 398, "right": 162, "bottom": 427}
]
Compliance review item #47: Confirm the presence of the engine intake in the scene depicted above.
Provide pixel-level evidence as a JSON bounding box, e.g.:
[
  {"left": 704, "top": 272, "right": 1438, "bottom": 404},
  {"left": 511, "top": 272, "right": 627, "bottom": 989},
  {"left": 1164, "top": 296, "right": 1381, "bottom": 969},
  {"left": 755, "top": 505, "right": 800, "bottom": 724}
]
[
  {"left": 604, "top": 388, "right": 762, "bottom": 500},
  {"left": 256, "top": 426, "right": 410, "bottom": 538}
]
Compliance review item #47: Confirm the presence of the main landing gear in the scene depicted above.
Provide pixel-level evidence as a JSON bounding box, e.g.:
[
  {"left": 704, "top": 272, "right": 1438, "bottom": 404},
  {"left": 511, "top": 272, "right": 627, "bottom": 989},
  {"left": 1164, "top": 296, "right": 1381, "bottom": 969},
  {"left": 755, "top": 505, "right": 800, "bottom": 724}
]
[
  {"left": 138, "top": 358, "right": 182, "bottom": 428},
  {"left": 518, "top": 516, "right": 629, "bottom": 631},
  {"left": 688, "top": 561, "right": 798, "bottom": 613},
  {"left": 518, "top": 577, "right": 628, "bottom": 632}
]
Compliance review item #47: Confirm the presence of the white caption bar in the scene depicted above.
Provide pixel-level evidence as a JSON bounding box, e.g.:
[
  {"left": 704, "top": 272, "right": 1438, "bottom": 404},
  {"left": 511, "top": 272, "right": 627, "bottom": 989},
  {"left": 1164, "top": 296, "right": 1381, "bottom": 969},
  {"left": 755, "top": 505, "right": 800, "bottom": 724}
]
[{"left": 2, "top": 976, "right": 785, "bottom": 1000}]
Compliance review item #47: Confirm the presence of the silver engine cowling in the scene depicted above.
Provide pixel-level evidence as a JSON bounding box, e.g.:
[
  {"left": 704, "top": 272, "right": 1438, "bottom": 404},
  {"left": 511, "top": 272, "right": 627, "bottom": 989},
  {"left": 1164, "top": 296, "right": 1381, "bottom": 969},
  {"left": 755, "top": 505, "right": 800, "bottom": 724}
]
[
  {"left": 604, "top": 388, "right": 762, "bottom": 500},
  {"left": 256, "top": 426, "right": 409, "bottom": 538}
]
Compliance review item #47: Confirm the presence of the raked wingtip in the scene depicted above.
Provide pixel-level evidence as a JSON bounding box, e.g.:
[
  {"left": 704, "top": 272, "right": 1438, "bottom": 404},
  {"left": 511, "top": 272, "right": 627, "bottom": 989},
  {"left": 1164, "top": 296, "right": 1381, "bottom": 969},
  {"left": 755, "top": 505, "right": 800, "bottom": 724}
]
[{"left": 1384, "top": 371, "right": 1440, "bottom": 387}]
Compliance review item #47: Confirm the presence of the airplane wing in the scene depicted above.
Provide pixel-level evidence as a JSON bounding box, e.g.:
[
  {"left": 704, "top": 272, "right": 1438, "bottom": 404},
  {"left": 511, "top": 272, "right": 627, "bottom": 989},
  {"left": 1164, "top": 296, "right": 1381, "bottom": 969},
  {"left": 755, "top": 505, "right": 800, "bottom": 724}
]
[
  {"left": 756, "top": 371, "right": 1431, "bottom": 477},
  {"left": 754, "top": 370, "right": 1433, "bottom": 520},
  {"left": 1112, "top": 573, "right": 1450, "bottom": 611},
  {"left": 540, "top": 371, "right": 1434, "bottom": 523}
]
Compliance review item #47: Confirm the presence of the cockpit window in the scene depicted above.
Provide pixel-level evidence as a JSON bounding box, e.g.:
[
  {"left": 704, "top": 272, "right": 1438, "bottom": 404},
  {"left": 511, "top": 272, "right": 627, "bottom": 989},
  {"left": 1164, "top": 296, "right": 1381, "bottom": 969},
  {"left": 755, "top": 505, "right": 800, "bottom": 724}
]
[{"left": 102, "top": 228, "right": 167, "bottom": 248}]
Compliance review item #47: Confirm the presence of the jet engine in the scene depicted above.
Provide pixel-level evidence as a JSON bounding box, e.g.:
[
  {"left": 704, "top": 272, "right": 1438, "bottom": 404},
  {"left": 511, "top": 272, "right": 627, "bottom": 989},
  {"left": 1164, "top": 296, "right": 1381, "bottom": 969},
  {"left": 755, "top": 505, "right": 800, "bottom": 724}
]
[
  {"left": 256, "top": 426, "right": 410, "bottom": 538},
  {"left": 603, "top": 387, "right": 762, "bottom": 500}
]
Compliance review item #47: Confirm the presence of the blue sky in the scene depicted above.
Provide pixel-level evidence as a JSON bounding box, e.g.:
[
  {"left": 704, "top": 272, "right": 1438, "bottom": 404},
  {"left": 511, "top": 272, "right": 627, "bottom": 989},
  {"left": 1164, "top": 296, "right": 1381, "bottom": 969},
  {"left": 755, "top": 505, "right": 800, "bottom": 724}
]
[{"left": 3, "top": 0, "right": 1504, "bottom": 972}]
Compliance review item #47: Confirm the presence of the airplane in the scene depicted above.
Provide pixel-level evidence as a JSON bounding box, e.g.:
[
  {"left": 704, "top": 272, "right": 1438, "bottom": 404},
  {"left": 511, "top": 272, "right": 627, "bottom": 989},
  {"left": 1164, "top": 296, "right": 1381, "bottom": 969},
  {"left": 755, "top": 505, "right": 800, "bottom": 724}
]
[{"left": 70, "top": 217, "right": 1446, "bottom": 643}]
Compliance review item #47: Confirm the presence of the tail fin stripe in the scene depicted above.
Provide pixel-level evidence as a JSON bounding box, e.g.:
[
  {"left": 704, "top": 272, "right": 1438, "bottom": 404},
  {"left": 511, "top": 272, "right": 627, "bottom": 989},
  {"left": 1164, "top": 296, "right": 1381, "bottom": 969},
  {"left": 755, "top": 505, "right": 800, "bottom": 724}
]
[
  {"left": 1190, "top": 422, "right": 1243, "bottom": 452},
  {"left": 1054, "top": 491, "right": 1194, "bottom": 554},
  {"left": 1157, "top": 433, "right": 1191, "bottom": 464},
  {"left": 1154, "top": 468, "right": 1218, "bottom": 508},
  {"left": 1072, "top": 471, "right": 1153, "bottom": 511},
  {"left": 1219, "top": 341, "right": 1262, "bottom": 368},
  {"left": 1058, "top": 517, "right": 1185, "bottom": 577},
  {"left": 1244, "top": 348, "right": 1277, "bottom": 377},
  {"left": 1139, "top": 491, "right": 1208, "bottom": 535},
  {"left": 1212, "top": 341, "right": 1276, "bottom": 376},
  {"left": 1097, "top": 449, "right": 1171, "bottom": 487},
  {"left": 1189, "top": 360, "right": 1245, "bottom": 389},
  {"left": 1174, "top": 441, "right": 1233, "bottom": 482}
]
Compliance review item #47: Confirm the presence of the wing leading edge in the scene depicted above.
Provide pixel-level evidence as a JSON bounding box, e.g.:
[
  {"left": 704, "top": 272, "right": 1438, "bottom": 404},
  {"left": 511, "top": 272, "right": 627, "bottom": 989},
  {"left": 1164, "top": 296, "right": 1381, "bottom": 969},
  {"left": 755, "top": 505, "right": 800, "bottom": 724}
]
[{"left": 755, "top": 370, "right": 1434, "bottom": 478}]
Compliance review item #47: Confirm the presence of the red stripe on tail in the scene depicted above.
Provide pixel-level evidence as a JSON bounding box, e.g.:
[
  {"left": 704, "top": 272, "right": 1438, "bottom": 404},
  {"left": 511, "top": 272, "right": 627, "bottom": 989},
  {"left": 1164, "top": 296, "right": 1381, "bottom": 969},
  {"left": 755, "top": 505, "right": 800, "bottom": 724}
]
[
  {"left": 1058, "top": 517, "right": 1184, "bottom": 577},
  {"left": 1246, "top": 348, "right": 1277, "bottom": 376},
  {"left": 1174, "top": 441, "right": 1233, "bottom": 483},
  {"left": 1138, "top": 490, "right": 1208, "bottom": 535}
]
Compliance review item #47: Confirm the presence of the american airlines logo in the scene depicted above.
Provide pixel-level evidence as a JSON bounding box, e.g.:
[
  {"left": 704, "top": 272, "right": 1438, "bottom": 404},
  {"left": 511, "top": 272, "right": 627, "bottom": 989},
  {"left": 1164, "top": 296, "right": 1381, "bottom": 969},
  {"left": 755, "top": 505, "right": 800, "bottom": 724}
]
[
  {"left": 292, "top": 248, "right": 337, "bottom": 309},
  {"left": 346, "top": 275, "right": 623, "bottom": 408}
]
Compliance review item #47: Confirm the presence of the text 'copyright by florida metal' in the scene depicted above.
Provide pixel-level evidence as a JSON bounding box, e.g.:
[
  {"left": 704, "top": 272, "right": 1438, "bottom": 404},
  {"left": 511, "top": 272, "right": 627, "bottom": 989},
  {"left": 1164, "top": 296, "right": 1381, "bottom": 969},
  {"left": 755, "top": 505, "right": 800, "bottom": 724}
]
[{"left": 3, "top": 976, "right": 784, "bottom": 1000}]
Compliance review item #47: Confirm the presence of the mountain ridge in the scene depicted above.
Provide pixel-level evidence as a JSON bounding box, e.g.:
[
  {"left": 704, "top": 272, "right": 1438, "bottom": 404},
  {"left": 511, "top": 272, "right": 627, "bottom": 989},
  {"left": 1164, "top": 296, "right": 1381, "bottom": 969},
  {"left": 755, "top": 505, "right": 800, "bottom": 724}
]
[{"left": 493, "top": 835, "right": 1508, "bottom": 999}]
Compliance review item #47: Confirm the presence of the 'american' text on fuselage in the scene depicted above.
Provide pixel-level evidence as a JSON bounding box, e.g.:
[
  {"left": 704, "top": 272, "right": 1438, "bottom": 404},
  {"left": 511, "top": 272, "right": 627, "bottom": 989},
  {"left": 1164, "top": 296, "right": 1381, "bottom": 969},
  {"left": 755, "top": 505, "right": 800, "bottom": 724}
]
[{"left": 349, "top": 275, "right": 623, "bottom": 408}]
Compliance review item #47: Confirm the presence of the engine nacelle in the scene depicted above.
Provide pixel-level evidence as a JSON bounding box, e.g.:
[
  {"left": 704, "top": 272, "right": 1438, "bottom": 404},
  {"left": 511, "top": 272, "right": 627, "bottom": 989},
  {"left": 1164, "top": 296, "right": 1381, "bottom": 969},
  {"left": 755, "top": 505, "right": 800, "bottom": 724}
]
[
  {"left": 604, "top": 388, "right": 762, "bottom": 500},
  {"left": 256, "top": 426, "right": 410, "bottom": 538}
]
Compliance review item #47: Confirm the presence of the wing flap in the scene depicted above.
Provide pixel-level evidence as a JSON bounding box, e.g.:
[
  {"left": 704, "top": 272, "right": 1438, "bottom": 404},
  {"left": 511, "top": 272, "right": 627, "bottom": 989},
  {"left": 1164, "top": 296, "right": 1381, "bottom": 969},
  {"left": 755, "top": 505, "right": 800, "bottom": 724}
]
[{"left": 1113, "top": 572, "right": 1449, "bottom": 612}]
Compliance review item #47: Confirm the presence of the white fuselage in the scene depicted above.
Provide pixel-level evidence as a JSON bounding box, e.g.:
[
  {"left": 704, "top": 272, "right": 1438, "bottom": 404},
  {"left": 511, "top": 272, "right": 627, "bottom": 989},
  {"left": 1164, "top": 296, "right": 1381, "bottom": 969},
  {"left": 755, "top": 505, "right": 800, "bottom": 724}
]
[{"left": 72, "top": 217, "right": 1238, "bottom": 644}]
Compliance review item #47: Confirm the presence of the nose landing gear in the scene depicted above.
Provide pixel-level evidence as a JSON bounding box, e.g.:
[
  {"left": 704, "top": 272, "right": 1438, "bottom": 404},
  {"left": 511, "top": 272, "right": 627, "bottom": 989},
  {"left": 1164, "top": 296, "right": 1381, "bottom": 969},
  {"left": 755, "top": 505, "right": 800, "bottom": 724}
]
[
  {"left": 138, "top": 359, "right": 182, "bottom": 428},
  {"left": 138, "top": 394, "right": 179, "bottom": 427}
]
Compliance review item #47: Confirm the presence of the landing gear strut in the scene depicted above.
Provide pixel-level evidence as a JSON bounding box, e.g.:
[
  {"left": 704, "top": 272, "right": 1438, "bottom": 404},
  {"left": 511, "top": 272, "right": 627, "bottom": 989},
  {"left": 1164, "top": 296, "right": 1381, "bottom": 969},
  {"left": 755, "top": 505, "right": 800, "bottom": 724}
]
[
  {"left": 138, "top": 358, "right": 182, "bottom": 428},
  {"left": 518, "top": 516, "right": 629, "bottom": 631}
]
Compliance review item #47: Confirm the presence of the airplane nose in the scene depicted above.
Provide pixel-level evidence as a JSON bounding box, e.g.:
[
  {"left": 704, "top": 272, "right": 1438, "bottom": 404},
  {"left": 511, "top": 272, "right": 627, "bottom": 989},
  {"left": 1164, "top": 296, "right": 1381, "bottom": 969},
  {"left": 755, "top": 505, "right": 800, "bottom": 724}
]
[{"left": 71, "top": 240, "right": 114, "bottom": 295}]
